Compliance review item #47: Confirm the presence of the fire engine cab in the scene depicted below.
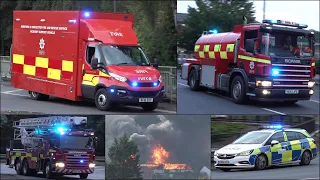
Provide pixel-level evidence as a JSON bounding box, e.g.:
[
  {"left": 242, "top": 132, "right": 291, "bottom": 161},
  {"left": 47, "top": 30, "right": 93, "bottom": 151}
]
[
  {"left": 6, "top": 116, "right": 97, "bottom": 179},
  {"left": 181, "top": 18, "right": 316, "bottom": 104},
  {"left": 11, "top": 11, "right": 164, "bottom": 111}
]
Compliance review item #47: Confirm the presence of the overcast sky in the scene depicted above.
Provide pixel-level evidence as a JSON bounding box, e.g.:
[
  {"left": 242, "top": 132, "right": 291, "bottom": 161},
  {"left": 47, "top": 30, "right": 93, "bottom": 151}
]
[{"left": 177, "top": 0, "right": 319, "bottom": 31}]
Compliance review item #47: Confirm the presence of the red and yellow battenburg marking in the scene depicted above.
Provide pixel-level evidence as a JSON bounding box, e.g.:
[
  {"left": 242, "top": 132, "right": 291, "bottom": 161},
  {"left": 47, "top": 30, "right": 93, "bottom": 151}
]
[{"left": 12, "top": 54, "right": 74, "bottom": 80}]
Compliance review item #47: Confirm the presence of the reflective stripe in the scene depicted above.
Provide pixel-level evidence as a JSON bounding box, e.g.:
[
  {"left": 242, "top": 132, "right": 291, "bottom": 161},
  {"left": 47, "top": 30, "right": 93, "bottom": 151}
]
[
  {"left": 194, "top": 45, "right": 200, "bottom": 52},
  {"left": 47, "top": 68, "right": 61, "bottom": 80},
  {"left": 312, "top": 62, "right": 315, "bottom": 66},
  {"left": 199, "top": 52, "right": 205, "bottom": 58},
  {"left": 13, "top": 54, "right": 24, "bottom": 64},
  {"left": 62, "top": 60, "right": 73, "bottom": 72},
  {"left": 220, "top": 52, "right": 227, "bottom": 59},
  {"left": 204, "top": 45, "right": 210, "bottom": 52},
  {"left": 238, "top": 55, "right": 271, "bottom": 64},
  {"left": 31, "top": 157, "right": 37, "bottom": 161},
  {"left": 209, "top": 52, "right": 215, "bottom": 59},
  {"left": 214, "top": 44, "right": 221, "bottom": 52},
  {"left": 35, "top": 57, "right": 49, "bottom": 68},
  {"left": 227, "top": 44, "right": 235, "bottom": 52},
  {"left": 49, "top": 149, "right": 56, "bottom": 152}
]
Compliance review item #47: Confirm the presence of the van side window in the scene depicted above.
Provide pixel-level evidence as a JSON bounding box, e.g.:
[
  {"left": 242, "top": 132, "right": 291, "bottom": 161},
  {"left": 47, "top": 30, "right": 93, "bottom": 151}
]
[{"left": 86, "top": 46, "right": 95, "bottom": 64}]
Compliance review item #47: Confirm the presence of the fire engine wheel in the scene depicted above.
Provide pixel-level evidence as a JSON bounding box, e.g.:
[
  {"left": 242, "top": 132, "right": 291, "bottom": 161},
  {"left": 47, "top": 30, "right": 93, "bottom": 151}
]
[
  {"left": 22, "top": 159, "right": 31, "bottom": 176},
  {"left": 44, "top": 161, "right": 54, "bottom": 179},
  {"left": 141, "top": 102, "right": 158, "bottom": 111},
  {"left": 30, "top": 91, "right": 49, "bottom": 100},
  {"left": 79, "top": 174, "right": 89, "bottom": 179},
  {"left": 231, "top": 76, "right": 247, "bottom": 104},
  {"left": 15, "top": 159, "right": 22, "bottom": 175},
  {"left": 189, "top": 68, "right": 200, "bottom": 91},
  {"left": 95, "top": 88, "right": 112, "bottom": 111}
]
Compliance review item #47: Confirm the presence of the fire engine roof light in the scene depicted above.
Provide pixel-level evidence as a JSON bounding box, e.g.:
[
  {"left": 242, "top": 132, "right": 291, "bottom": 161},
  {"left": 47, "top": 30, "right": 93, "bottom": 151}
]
[
  {"left": 209, "top": 29, "right": 218, "bottom": 34},
  {"left": 84, "top": 12, "right": 90, "bottom": 17},
  {"left": 263, "top": 19, "right": 308, "bottom": 28}
]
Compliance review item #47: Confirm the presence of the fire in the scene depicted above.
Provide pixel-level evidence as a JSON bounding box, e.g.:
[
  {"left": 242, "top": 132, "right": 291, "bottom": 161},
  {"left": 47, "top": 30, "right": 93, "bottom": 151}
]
[
  {"left": 149, "top": 144, "right": 169, "bottom": 165},
  {"left": 163, "top": 163, "right": 192, "bottom": 170}
]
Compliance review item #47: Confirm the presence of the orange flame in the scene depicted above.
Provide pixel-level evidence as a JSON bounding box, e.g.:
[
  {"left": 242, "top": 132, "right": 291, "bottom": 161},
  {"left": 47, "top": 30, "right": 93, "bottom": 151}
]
[
  {"left": 149, "top": 144, "right": 169, "bottom": 165},
  {"left": 163, "top": 163, "right": 192, "bottom": 170}
]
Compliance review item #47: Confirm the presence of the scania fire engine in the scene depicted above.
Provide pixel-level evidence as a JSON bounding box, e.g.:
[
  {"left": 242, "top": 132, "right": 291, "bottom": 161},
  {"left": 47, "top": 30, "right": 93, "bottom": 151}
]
[
  {"left": 6, "top": 116, "right": 98, "bottom": 179},
  {"left": 11, "top": 11, "right": 164, "bottom": 111},
  {"left": 181, "top": 18, "right": 316, "bottom": 104}
]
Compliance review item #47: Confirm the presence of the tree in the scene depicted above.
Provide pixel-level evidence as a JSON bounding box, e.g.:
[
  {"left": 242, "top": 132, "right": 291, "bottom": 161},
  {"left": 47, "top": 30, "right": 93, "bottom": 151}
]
[
  {"left": 105, "top": 133, "right": 142, "bottom": 179},
  {"left": 178, "top": 0, "right": 256, "bottom": 53}
]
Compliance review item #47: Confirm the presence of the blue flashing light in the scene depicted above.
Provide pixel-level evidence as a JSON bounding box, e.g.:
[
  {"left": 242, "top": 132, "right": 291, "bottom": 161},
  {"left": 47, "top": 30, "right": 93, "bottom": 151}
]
[
  {"left": 272, "top": 69, "right": 279, "bottom": 76},
  {"left": 153, "top": 82, "right": 158, "bottom": 87},
  {"left": 132, "top": 82, "right": 138, "bottom": 87},
  {"left": 80, "top": 160, "right": 84, "bottom": 163},
  {"left": 259, "top": 124, "right": 284, "bottom": 130},
  {"left": 110, "top": 89, "right": 115, "bottom": 93},
  {"left": 84, "top": 12, "right": 90, "bottom": 17},
  {"left": 57, "top": 127, "right": 66, "bottom": 135},
  {"left": 271, "top": 20, "right": 278, "bottom": 23},
  {"left": 209, "top": 29, "right": 218, "bottom": 34}
]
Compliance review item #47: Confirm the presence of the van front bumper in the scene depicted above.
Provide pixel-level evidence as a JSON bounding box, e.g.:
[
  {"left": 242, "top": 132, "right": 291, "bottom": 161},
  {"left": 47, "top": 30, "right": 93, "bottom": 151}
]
[{"left": 106, "top": 86, "right": 165, "bottom": 104}]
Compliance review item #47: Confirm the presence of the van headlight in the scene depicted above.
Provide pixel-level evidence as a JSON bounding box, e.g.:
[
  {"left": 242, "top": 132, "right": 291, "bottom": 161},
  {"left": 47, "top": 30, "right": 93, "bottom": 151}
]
[
  {"left": 256, "top": 80, "right": 272, "bottom": 87},
  {"left": 109, "top": 72, "right": 127, "bottom": 82},
  {"left": 308, "top": 81, "right": 315, "bottom": 88},
  {"left": 89, "top": 163, "right": 95, "bottom": 168},
  {"left": 55, "top": 162, "right": 65, "bottom": 168},
  {"left": 236, "top": 150, "right": 252, "bottom": 156}
]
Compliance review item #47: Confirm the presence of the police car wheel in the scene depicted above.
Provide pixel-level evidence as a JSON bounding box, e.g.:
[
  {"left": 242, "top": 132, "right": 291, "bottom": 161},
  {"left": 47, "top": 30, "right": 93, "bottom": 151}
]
[
  {"left": 300, "top": 150, "right": 311, "bottom": 165},
  {"left": 219, "top": 168, "right": 231, "bottom": 172},
  {"left": 22, "top": 159, "right": 30, "bottom": 176},
  {"left": 255, "top": 154, "right": 267, "bottom": 170},
  {"left": 15, "top": 159, "right": 22, "bottom": 175},
  {"left": 95, "top": 88, "right": 112, "bottom": 111},
  {"left": 30, "top": 91, "right": 49, "bottom": 100},
  {"left": 231, "top": 76, "right": 247, "bottom": 104},
  {"left": 141, "top": 102, "right": 158, "bottom": 111},
  {"left": 189, "top": 68, "right": 200, "bottom": 91},
  {"left": 79, "top": 174, "right": 88, "bottom": 179}
]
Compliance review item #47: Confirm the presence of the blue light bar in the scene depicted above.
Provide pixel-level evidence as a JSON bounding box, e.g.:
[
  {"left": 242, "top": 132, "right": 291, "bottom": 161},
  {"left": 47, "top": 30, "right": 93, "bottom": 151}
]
[
  {"left": 84, "top": 12, "right": 90, "bottom": 18},
  {"left": 259, "top": 124, "right": 283, "bottom": 130},
  {"left": 57, "top": 127, "right": 66, "bottom": 135},
  {"left": 80, "top": 160, "right": 84, "bottom": 163},
  {"left": 263, "top": 19, "right": 308, "bottom": 28},
  {"left": 132, "top": 82, "right": 138, "bottom": 87},
  {"left": 209, "top": 29, "right": 218, "bottom": 34}
]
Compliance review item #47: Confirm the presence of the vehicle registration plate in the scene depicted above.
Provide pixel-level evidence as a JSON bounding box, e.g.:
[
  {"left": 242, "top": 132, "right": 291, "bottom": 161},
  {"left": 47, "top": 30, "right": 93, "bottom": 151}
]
[
  {"left": 72, "top": 170, "right": 81, "bottom": 173},
  {"left": 139, "top": 98, "right": 153, "bottom": 102},
  {"left": 285, "top": 89, "right": 299, "bottom": 94},
  {"left": 218, "top": 160, "right": 230, "bottom": 164}
]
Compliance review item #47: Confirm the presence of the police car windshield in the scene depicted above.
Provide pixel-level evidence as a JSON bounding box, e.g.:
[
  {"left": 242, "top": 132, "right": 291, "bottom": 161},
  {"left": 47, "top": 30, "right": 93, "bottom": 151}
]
[
  {"left": 260, "top": 32, "right": 312, "bottom": 58},
  {"left": 100, "top": 45, "right": 150, "bottom": 66},
  {"left": 233, "top": 131, "right": 272, "bottom": 144},
  {"left": 51, "top": 136, "right": 94, "bottom": 150}
]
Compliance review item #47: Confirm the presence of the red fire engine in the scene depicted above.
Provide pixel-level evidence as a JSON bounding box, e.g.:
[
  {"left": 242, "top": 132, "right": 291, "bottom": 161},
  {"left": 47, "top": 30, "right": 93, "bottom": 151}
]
[
  {"left": 11, "top": 11, "right": 164, "bottom": 111},
  {"left": 6, "top": 116, "right": 98, "bottom": 179},
  {"left": 181, "top": 18, "right": 316, "bottom": 104}
]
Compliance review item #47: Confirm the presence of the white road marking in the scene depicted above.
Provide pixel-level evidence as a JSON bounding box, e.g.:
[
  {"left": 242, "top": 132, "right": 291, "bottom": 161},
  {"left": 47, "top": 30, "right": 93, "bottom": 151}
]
[
  {"left": 262, "top": 108, "right": 286, "bottom": 115},
  {"left": 178, "top": 83, "right": 189, "bottom": 87},
  {"left": 1, "top": 92, "right": 29, "bottom": 97},
  {"left": 1, "top": 89, "right": 23, "bottom": 93},
  {"left": 309, "top": 99, "right": 320, "bottom": 103},
  {"left": 302, "top": 177, "right": 320, "bottom": 180}
]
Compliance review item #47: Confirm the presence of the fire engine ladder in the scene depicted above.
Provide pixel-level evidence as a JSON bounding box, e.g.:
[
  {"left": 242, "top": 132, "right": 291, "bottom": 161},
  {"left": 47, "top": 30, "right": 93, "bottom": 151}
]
[{"left": 13, "top": 116, "right": 88, "bottom": 147}]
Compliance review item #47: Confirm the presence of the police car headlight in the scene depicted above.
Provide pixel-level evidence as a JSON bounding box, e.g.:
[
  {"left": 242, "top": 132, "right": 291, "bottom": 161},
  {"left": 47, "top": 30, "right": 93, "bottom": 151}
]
[
  {"left": 256, "top": 80, "right": 272, "bottom": 87},
  {"left": 55, "top": 162, "right": 65, "bottom": 168},
  {"left": 109, "top": 72, "right": 127, "bottom": 82},
  {"left": 308, "top": 81, "right": 315, "bottom": 88},
  {"left": 236, "top": 150, "right": 252, "bottom": 156}
]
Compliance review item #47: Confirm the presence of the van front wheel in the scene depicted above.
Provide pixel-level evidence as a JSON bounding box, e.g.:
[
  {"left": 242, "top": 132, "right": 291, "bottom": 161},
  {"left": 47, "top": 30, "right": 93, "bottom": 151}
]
[{"left": 95, "top": 88, "right": 112, "bottom": 111}]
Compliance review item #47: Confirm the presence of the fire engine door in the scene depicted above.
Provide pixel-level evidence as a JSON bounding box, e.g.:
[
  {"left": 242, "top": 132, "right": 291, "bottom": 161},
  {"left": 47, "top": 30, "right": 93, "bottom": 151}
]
[{"left": 81, "top": 44, "right": 101, "bottom": 99}]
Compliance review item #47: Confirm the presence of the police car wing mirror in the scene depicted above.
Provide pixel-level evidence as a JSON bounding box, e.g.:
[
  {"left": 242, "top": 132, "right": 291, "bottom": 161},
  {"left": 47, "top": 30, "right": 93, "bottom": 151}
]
[
  {"left": 91, "top": 58, "right": 98, "bottom": 70},
  {"left": 245, "top": 39, "right": 255, "bottom": 54},
  {"left": 271, "top": 140, "right": 279, "bottom": 146}
]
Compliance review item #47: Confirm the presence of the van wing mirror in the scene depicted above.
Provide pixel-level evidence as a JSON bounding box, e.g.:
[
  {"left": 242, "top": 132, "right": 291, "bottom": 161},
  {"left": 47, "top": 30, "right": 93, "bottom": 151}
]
[
  {"left": 91, "top": 58, "right": 98, "bottom": 70},
  {"left": 152, "top": 62, "right": 159, "bottom": 69},
  {"left": 245, "top": 39, "right": 255, "bottom": 54},
  {"left": 93, "top": 137, "right": 98, "bottom": 149},
  {"left": 271, "top": 140, "right": 279, "bottom": 146}
]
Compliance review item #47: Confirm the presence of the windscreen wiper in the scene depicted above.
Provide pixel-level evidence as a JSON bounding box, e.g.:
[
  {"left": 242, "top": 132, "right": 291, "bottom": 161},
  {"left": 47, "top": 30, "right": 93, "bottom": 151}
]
[{"left": 116, "top": 62, "right": 129, "bottom": 66}]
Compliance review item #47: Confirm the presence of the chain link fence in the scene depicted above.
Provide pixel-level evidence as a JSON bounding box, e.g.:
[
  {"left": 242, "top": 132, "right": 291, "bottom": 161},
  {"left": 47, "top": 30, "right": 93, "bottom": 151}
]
[{"left": 1, "top": 56, "right": 177, "bottom": 101}]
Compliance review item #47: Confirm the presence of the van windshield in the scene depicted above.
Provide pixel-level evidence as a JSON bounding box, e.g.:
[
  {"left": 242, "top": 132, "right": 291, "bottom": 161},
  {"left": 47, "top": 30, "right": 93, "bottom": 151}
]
[{"left": 100, "top": 45, "right": 150, "bottom": 66}]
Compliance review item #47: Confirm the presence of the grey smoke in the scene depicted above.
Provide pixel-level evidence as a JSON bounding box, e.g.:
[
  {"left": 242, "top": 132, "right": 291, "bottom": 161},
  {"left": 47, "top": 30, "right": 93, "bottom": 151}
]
[{"left": 105, "top": 115, "right": 210, "bottom": 170}]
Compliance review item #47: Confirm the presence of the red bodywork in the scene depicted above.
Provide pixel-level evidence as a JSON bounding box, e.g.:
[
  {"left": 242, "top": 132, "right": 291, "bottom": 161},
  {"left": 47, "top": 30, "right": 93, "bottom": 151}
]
[{"left": 11, "top": 11, "right": 163, "bottom": 102}]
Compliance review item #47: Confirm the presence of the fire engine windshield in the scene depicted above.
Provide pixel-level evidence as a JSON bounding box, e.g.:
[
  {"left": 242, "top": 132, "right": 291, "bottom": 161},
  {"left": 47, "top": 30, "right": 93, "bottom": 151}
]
[
  {"left": 50, "top": 136, "right": 94, "bottom": 150},
  {"left": 233, "top": 131, "right": 272, "bottom": 144},
  {"left": 100, "top": 45, "right": 150, "bottom": 66},
  {"left": 260, "top": 32, "right": 312, "bottom": 58}
]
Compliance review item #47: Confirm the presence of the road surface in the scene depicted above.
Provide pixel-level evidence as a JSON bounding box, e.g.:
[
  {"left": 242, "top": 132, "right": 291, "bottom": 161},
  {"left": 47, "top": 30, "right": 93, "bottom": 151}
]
[
  {"left": 0, "top": 163, "right": 105, "bottom": 180},
  {"left": 178, "top": 74, "right": 319, "bottom": 115},
  {"left": 211, "top": 156, "right": 319, "bottom": 179},
  {"left": 1, "top": 81, "right": 176, "bottom": 114}
]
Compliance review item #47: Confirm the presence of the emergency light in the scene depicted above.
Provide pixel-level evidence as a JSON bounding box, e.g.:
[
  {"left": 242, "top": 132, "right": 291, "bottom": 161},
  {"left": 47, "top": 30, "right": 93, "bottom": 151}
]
[
  {"left": 263, "top": 19, "right": 308, "bottom": 28},
  {"left": 153, "top": 82, "right": 158, "bottom": 87},
  {"left": 271, "top": 69, "right": 280, "bottom": 76},
  {"left": 84, "top": 12, "right": 90, "bottom": 18},
  {"left": 209, "top": 29, "right": 218, "bottom": 34},
  {"left": 259, "top": 124, "right": 283, "bottom": 130},
  {"left": 131, "top": 82, "right": 138, "bottom": 87},
  {"left": 110, "top": 88, "right": 115, "bottom": 93}
]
